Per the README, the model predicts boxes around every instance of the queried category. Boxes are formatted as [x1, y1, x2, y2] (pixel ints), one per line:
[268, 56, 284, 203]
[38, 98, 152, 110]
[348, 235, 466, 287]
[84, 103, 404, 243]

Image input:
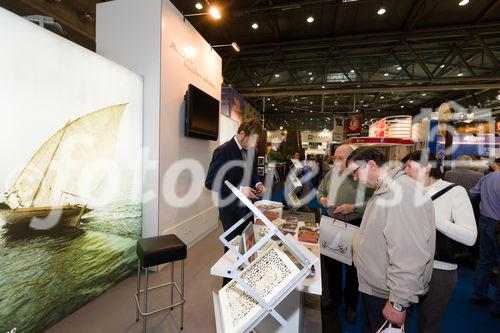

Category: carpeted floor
[337, 267, 500, 333]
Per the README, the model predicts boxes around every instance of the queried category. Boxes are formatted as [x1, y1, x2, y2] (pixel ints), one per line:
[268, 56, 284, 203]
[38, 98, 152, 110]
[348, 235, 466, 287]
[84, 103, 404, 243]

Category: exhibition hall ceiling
[2, 0, 500, 130]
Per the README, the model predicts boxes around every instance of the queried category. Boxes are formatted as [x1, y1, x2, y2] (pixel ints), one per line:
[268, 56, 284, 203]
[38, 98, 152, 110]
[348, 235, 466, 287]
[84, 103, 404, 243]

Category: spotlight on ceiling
[209, 6, 221, 19]
[211, 42, 240, 52]
[307, 16, 314, 23]
[251, 22, 259, 29]
[377, 7, 386, 15]
[458, 0, 469, 6]
[195, 2, 203, 10]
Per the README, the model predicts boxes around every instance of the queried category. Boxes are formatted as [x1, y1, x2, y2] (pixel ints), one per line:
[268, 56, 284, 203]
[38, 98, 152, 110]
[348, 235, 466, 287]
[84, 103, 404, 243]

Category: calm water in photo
[0, 201, 141, 332]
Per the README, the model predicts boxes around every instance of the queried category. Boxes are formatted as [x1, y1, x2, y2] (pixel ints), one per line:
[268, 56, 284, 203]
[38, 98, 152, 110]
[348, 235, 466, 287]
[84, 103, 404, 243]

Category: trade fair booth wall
[97, 0, 222, 244]
[0, 7, 143, 332]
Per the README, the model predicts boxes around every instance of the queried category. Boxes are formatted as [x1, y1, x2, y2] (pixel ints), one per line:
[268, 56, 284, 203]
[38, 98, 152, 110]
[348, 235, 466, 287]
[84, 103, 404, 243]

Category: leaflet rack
[211, 180, 316, 333]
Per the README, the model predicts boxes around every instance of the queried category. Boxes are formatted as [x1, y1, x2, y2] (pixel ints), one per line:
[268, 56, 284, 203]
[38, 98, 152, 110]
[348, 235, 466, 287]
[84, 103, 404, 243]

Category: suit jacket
[205, 137, 259, 229]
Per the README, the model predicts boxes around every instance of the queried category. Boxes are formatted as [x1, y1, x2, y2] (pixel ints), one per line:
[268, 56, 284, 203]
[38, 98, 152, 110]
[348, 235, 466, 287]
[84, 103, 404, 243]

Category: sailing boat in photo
[0, 104, 126, 228]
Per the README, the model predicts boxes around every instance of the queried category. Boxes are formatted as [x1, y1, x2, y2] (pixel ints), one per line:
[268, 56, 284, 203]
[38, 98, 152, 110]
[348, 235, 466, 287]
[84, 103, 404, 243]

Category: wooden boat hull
[0, 205, 91, 228]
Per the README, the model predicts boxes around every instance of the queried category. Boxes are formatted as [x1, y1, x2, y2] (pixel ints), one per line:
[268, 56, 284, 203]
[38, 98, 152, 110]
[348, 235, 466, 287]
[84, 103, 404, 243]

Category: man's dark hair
[346, 147, 387, 167]
[401, 150, 443, 179]
[237, 118, 263, 137]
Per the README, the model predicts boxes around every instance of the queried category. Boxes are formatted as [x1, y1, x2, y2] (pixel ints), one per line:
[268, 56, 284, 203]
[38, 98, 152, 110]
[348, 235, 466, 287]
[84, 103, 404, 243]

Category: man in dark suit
[205, 119, 266, 284]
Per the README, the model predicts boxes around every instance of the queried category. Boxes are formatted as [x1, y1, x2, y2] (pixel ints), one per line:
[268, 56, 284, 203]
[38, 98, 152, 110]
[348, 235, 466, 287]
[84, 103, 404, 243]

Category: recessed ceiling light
[279, 126, 283, 130]
[195, 2, 203, 10]
[409, 100, 414, 103]
[308, 72, 313, 75]
[307, 16, 314, 23]
[310, 101, 314, 104]
[440, 64, 445, 68]
[350, 69, 355, 73]
[275, 74, 280, 77]
[356, 109, 359, 112]
[422, 93, 427, 96]
[384, 73, 389, 76]
[377, 7, 386, 15]
[360, 100, 364, 103]
[256, 83, 260, 86]
[310, 77, 314, 80]
[267, 98, 270, 101]
[458, 0, 469, 6]
[275, 108, 278, 110]
[401, 105, 404, 108]
[457, 72, 464, 77]
[291, 110, 294, 113]
[310, 110, 313, 113]
[377, 109, 381, 112]
[251, 22, 259, 29]
[380, 96, 384, 99]
[322, 85, 325, 89]
[272, 103, 275, 106]
[397, 66, 402, 70]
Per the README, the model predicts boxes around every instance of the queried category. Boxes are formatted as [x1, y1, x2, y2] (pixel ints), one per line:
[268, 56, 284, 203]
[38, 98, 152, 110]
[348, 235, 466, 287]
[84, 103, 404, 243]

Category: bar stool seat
[135, 234, 187, 332]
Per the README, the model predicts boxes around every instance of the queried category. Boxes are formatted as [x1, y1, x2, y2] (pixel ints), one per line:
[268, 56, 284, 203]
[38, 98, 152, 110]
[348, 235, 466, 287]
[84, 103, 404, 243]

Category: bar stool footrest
[135, 281, 185, 317]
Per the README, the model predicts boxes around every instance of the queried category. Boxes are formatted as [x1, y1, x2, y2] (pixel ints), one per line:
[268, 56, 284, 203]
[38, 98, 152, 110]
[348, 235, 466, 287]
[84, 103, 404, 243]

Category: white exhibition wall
[0, 7, 143, 331]
[97, 0, 221, 245]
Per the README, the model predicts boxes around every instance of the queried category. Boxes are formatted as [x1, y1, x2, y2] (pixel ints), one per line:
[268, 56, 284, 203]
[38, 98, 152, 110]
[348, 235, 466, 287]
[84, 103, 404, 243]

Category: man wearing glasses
[346, 147, 435, 332]
[316, 144, 373, 323]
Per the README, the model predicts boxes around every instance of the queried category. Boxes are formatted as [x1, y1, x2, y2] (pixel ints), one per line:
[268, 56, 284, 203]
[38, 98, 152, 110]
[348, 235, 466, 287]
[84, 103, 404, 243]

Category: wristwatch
[391, 302, 405, 312]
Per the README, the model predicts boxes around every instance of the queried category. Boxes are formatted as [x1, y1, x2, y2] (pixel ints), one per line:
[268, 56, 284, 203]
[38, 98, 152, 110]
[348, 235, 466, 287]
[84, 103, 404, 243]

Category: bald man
[317, 144, 373, 323]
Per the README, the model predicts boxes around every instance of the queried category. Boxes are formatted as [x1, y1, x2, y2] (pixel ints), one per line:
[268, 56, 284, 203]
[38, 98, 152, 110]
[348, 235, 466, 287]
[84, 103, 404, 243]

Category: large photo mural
[0, 8, 143, 332]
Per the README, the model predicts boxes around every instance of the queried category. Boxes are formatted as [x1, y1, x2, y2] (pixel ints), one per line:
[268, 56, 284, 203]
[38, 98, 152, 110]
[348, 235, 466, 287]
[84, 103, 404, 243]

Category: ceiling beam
[476, 0, 500, 23]
[237, 22, 500, 53]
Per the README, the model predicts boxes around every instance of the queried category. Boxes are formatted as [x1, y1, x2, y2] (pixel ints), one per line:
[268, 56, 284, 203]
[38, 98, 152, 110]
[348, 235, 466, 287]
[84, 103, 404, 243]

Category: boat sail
[0, 104, 126, 228]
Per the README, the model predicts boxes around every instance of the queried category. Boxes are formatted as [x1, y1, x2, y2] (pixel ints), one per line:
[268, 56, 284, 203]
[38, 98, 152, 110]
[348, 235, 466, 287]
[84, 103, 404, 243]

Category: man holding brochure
[316, 144, 373, 323]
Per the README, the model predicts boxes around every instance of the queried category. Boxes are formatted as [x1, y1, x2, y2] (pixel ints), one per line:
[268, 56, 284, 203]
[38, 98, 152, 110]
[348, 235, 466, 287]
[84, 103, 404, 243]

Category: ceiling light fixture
[211, 42, 240, 52]
[422, 93, 427, 96]
[457, 71, 464, 77]
[409, 100, 414, 103]
[251, 22, 259, 29]
[380, 96, 384, 99]
[274, 74, 280, 77]
[397, 66, 402, 70]
[280, 126, 283, 130]
[384, 73, 389, 76]
[209, 6, 222, 19]
[183, 5, 221, 20]
[350, 69, 355, 73]
[195, 2, 203, 10]
[310, 77, 314, 80]
[377, 7, 386, 15]
[307, 16, 314, 23]
[322, 85, 325, 89]
[400, 105, 404, 108]
[256, 83, 260, 86]
[440, 64, 445, 68]
[458, 0, 469, 6]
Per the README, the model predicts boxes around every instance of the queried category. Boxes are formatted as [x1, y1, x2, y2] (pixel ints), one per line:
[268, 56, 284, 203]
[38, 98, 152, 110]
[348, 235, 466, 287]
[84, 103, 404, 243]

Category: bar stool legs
[170, 263, 174, 307]
[135, 260, 186, 332]
[181, 259, 184, 330]
[143, 267, 148, 332]
[136, 260, 141, 322]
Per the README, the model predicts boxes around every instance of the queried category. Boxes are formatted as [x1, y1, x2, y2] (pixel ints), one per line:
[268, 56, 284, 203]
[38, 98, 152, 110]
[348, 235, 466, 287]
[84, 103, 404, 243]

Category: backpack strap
[431, 184, 457, 201]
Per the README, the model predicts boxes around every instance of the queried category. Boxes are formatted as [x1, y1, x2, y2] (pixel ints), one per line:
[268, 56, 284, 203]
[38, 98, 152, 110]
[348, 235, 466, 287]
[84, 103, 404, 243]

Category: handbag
[376, 320, 405, 333]
[431, 184, 470, 264]
[319, 214, 359, 266]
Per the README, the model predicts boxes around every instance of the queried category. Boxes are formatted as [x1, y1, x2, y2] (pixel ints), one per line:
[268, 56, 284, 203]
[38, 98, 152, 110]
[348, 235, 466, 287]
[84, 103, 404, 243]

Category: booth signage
[345, 116, 362, 136]
[300, 131, 332, 143]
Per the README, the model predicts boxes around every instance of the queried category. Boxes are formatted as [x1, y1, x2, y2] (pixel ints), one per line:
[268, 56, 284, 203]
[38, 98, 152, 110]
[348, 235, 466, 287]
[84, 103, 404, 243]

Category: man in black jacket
[205, 119, 265, 284]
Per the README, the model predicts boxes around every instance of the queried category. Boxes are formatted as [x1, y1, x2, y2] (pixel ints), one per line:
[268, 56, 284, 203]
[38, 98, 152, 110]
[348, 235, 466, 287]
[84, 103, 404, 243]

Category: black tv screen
[185, 84, 219, 141]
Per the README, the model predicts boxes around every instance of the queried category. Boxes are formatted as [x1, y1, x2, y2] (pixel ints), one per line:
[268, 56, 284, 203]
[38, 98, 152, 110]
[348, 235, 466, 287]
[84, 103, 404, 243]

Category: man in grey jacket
[346, 147, 435, 332]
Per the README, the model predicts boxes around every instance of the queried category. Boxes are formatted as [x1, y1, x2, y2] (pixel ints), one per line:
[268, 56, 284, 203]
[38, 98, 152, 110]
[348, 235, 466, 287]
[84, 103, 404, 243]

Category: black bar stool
[135, 234, 187, 332]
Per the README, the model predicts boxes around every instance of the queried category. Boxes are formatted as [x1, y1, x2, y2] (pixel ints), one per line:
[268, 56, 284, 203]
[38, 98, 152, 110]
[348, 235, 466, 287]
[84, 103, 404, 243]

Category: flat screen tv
[184, 84, 219, 140]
